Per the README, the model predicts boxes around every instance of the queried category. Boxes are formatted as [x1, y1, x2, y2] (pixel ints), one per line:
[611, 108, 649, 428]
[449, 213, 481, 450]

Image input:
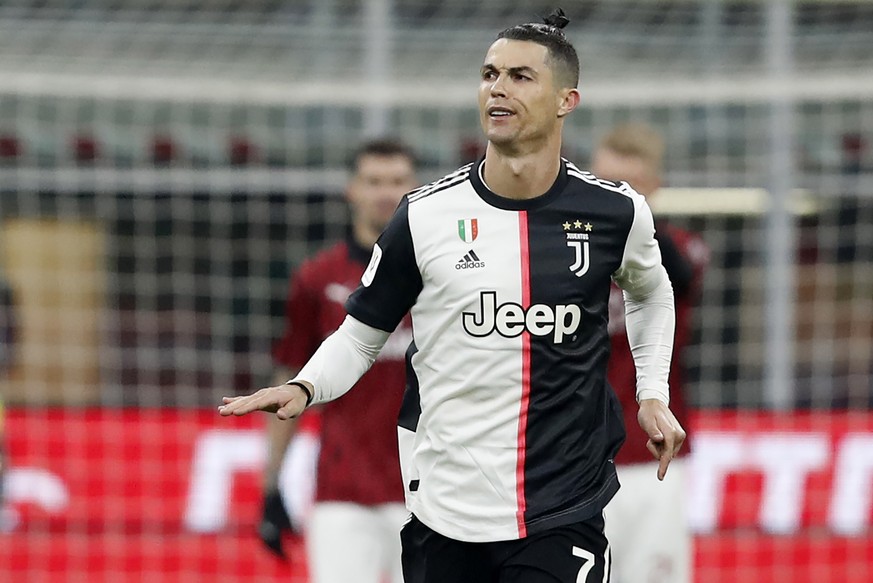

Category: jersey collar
[470, 156, 569, 211]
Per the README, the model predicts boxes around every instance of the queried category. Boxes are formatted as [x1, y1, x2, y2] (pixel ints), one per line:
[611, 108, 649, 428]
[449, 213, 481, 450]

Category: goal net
[0, 1, 871, 581]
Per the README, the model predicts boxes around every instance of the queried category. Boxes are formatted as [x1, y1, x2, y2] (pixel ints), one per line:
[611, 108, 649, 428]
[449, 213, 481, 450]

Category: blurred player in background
[222, 9, 685, 582]
[261, 139, 417, 583]
[0, 271, 16, 507]
[591, 123, 709, 583]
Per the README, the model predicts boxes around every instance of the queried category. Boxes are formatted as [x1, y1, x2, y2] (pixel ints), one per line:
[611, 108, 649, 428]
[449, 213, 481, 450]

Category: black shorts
[400, 513, 611, 583]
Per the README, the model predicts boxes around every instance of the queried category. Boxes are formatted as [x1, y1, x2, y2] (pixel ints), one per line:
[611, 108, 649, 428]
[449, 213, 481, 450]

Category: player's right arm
[219, 315, 390, 418]
[219, 197, 421, 416]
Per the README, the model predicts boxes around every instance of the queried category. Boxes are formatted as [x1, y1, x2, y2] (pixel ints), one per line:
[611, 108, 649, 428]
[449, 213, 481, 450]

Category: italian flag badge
[457, 218, 479, 243]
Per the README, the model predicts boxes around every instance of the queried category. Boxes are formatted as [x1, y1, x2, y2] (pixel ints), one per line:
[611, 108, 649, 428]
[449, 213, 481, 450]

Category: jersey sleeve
[345, 197, 423, 332]
[611, 186, 664, 297]
[272, 264, 322, 369]
[612, 185, 676, 404]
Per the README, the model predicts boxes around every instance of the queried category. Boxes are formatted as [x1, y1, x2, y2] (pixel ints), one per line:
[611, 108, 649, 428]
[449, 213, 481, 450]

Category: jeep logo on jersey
[457, 218, 478, 243]
[462, 291, 582, 343]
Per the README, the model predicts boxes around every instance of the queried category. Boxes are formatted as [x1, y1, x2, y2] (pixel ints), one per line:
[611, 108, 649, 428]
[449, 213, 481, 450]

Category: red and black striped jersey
[273, 238, 411, 505]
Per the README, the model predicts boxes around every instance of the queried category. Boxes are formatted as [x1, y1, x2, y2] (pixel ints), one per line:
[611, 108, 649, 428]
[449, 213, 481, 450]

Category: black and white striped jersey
[345, 157, 670, 543]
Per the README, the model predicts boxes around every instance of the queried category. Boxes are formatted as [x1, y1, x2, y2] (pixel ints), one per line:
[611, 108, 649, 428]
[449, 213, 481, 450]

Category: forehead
[355, 153, 414, 176]
[483, 38, 550, 70]
[593, 148, 655, 179]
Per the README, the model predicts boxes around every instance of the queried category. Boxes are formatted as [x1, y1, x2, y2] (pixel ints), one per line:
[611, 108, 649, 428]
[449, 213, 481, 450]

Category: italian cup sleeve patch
[361, 243, 383, 287]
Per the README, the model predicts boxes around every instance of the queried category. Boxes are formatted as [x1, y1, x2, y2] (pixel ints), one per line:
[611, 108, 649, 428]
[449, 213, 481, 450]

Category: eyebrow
[481, 64, 538, 77]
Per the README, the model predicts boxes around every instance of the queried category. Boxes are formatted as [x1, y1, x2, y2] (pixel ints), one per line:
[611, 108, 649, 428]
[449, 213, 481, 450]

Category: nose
[489, 74, 508, 97]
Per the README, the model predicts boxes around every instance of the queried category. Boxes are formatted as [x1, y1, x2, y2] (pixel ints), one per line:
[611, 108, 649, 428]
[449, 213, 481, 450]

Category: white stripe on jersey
[566, 166, 635, 198]
[405, 180, 527, 542]
[408, 163, 473, 202]
[602, 542, 612, 583]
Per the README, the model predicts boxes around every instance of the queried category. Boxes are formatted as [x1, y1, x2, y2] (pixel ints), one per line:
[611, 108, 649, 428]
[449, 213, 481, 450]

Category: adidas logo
[456, 249, 485, 270]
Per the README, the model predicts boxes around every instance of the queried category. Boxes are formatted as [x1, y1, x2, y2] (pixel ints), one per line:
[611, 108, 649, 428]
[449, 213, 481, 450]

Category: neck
[482, 134, 563, 200]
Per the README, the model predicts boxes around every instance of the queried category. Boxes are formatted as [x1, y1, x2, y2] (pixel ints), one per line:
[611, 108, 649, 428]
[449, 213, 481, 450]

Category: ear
[557, 88, 581, 118]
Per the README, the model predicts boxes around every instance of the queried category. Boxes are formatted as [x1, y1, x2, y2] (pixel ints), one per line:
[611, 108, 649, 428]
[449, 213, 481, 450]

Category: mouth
[487, 105, 515, 119]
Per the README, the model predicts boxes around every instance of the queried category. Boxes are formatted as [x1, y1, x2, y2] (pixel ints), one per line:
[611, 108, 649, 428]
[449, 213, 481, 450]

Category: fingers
[275, 399, 307, 420]
[638, 400, 687, 481]
[644, 434, 673, 481]
[656, 439, 674, 481]
[218, 386, 308, 419]
[646, 439, 661, 461]
[640, 417, 664, 444]
[217, 388, 285, 416]
[662, 425, 687, 480]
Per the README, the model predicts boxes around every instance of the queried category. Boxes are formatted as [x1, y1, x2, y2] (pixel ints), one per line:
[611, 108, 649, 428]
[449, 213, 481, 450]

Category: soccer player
[260, 139, 417, 583]
[592, 123, 709, 583]
[221, 9, 685, 582]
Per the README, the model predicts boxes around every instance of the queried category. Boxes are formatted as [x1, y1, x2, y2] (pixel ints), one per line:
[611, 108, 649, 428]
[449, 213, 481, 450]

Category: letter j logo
[458, 218, 478, 243]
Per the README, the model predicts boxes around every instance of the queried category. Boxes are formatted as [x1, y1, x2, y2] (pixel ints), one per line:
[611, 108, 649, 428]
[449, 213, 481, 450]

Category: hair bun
[543, 8, 570, 29]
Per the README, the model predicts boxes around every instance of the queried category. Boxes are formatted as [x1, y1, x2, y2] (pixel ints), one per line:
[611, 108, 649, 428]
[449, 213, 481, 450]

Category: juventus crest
[567, 234, 590, 277]
[563, 220, 593, 277]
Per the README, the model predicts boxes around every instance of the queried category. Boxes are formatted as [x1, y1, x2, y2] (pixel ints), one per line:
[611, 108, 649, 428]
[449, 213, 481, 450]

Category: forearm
[264, 415, 299, 489]
[291, 315, 390, 405]
[623, 265, 675, 405]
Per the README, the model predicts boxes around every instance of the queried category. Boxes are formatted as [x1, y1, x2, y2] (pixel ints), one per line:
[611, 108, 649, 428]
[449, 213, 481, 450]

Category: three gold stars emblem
[563, 220, 594, 231]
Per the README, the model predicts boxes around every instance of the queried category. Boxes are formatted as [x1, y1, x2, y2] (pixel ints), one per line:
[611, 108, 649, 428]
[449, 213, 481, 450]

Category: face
[346, 153, 417, 233]
[478, 39, 577, 150]
[590, 147, 660, 198]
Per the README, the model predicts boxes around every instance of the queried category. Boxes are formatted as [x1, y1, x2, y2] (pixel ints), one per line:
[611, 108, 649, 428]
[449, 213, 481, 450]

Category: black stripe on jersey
[398, 340, 421, 432]
[518, 178, 634, 534]
[345, 197, 423, 332]
[407, 164, 472, 203]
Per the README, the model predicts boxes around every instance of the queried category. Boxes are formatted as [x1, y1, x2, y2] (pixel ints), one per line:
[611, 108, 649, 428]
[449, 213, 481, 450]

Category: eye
[482, 70, 497, 81]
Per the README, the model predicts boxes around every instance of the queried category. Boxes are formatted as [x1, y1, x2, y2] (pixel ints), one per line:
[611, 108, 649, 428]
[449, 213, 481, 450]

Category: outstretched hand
[637, 398, 686, 481]
[218, 383, 310, 420]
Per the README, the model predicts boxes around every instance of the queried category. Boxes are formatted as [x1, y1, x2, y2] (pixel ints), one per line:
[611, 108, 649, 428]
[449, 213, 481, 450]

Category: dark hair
[496, 8, 579, 89]
[353, 138, 416, 171]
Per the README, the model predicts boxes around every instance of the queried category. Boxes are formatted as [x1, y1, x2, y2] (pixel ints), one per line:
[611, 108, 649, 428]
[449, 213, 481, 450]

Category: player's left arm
[613, 186, 686, 480]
